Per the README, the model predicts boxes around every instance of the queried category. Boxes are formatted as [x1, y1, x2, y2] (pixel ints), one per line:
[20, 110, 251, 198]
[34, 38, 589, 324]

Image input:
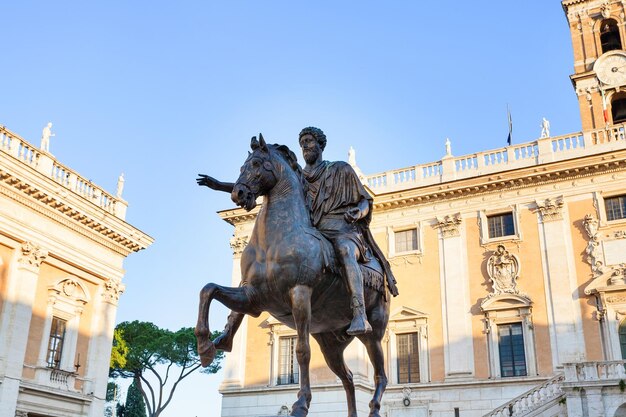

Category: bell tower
[563, 0, 626, 130]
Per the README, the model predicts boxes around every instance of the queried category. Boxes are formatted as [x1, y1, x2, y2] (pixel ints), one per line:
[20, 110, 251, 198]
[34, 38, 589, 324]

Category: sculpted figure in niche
[487, 244, 520, 294]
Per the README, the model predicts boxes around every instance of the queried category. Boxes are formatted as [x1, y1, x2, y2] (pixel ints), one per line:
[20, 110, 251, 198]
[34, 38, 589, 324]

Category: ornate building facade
[215, 1, 626, 416]
[0, 125, 153, 417]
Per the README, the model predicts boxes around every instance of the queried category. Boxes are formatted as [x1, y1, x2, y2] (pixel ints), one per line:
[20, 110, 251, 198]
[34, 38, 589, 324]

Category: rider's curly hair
[298, 127, 327, 151]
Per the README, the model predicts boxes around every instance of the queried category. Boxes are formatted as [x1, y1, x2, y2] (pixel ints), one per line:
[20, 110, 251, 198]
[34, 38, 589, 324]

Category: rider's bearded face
[300, 134, 322, 164]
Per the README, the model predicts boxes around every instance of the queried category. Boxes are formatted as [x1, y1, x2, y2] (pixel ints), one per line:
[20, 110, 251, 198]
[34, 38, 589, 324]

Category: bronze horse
[194, 136, 390, 417]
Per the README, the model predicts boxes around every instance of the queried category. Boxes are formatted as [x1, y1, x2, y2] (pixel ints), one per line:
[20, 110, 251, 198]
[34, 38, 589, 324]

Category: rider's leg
[335, 238, 372, 335]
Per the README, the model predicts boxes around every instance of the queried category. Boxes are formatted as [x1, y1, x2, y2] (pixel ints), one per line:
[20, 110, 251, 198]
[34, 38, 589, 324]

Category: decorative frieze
[486, 245, 522, 297]
[435, 213, 462, 238]
[614, 230, 626, 239]
[17, 241, 47, 267]
[535, 196, 565, 222]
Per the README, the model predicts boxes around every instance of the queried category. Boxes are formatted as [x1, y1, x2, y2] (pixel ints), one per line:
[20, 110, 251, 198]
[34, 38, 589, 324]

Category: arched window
[601, 19, 622, 53]
[619, 318, 626, 359]
[611, 93, 626, 123]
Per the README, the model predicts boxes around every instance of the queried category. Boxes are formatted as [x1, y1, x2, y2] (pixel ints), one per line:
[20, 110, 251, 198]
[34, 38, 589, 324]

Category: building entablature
[0, 126, 153, 257]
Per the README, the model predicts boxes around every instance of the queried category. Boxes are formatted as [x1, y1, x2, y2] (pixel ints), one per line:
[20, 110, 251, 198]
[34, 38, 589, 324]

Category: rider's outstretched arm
[197, 174, 235, 193]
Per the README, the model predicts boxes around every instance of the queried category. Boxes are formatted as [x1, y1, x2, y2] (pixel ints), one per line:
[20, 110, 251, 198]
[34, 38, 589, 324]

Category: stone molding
[535, 196, 565, 222]
[18, 241, 47, 267]
[435, 213, 462, 238]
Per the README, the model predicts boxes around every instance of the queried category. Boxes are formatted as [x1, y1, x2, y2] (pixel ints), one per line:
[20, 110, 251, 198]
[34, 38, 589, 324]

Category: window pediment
[48, 276, 90, 306]
[481, 294, 532, 312]
[389, 306, 428, 322]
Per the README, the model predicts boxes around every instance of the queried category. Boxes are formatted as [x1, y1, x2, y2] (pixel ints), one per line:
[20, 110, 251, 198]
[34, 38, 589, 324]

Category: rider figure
[197, 127, 398, 341]
[299, 126, 388, 335]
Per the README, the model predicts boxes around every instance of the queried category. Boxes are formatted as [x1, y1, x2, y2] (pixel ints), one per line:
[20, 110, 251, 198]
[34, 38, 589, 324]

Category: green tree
[109, 321, 223, 417]
[124, 379, 147, 417]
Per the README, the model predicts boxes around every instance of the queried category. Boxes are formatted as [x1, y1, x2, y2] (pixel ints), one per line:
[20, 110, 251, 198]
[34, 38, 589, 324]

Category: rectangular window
[605, 195, 626, 221]
[395, 229, 418, 253]
[277, 336, 299, 385]
[498, 323, 527, 377]
[46, 317, 67, 368]
[397, 332, 420, 383]
[487, 213, 515, 239]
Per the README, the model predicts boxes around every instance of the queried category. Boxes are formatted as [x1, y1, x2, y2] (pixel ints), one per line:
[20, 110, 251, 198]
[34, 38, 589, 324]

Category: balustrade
[366, 124, 626, 193]
[483, 374, 564, 417]
[563, 360, 626, 383]
[0, 125, 125, 218]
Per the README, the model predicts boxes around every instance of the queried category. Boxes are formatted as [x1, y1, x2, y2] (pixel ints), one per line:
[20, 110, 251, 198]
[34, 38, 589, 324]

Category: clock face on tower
[595, 51, 626, 86]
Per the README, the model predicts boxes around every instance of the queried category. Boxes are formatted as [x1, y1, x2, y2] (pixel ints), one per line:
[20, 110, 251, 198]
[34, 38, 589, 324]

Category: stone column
[86, 279, 123, 417]
[0, 243, 47, 417]
[435, 214, 475, 380]
[535, 197, 586, 367]
[219, 236, 248, 389]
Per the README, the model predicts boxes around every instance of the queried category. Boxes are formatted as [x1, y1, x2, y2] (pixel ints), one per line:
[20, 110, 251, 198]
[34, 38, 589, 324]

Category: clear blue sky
[2, 1, 578, 415]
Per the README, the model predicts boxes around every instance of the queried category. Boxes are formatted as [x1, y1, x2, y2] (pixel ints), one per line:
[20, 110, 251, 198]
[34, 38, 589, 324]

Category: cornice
[0, 168, 153, 255]
[218, 205, 261, 226]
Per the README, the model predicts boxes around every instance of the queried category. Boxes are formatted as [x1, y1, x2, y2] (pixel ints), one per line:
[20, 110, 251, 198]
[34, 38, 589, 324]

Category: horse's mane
[269, 143, 303, 178]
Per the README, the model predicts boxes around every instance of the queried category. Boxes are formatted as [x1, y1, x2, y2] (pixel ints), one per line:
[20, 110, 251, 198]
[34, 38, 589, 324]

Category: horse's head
[232, 134, 279, 211]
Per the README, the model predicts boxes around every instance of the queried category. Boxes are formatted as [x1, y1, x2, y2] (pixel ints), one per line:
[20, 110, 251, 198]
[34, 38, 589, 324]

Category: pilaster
[220, 236, 249, 389]
[85, 279, 123, 417]
[0, 242, 47, 417]
[435, 214, 475, 380]
[535, 197, 586, 367]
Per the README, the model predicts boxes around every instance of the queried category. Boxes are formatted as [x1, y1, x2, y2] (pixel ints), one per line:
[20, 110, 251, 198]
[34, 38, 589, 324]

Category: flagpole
[507, 105, 512, 146]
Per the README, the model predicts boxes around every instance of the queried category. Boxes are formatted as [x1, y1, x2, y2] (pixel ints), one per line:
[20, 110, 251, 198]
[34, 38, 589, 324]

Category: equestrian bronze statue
[194, 128, 398, 417]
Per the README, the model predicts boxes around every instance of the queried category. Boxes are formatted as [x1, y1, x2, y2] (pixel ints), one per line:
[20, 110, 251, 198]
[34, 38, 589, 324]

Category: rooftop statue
[195, 128, 398, 417]
[40, 122, 55, 153]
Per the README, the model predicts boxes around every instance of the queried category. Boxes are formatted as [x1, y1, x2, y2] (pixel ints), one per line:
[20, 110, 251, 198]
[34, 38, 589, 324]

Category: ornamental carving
[583, 214, 626, 294]
[615, 230, 626, 239]
[486, 245, 521, 296]
[18, 241, 47, 267]
[583, 214, 599, 240]
[607, 295, 626, 304]
[601, 2, 611, 19]
[435, 213, 462, 238]
[102, 279, 125, 303]
[49, 277, 90, 305]
[535, 196, 564, 222]
[229, 236, 248, 255]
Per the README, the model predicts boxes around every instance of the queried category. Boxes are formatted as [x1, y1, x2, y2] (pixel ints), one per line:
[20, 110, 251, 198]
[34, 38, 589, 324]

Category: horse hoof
[198, 340, 217, 367]
[214, 332, 233, 352]
[289, 405, 308, 417]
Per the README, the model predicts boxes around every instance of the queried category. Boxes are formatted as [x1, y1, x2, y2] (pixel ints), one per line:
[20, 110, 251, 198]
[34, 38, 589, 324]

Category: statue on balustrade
[40, 122, 55, 152]
[194, 127, 398, 417]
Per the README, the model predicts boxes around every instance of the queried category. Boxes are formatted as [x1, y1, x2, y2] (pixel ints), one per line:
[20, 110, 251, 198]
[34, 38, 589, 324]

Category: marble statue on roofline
[40, 122, 55, 152]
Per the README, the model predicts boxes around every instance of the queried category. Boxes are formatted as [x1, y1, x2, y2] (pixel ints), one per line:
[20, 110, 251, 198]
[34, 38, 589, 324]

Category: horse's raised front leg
[194, 282, 261, 367]
[289, 285, 313, 417]
[312, 332, 357, 417]
[213, 311, 244, 352]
